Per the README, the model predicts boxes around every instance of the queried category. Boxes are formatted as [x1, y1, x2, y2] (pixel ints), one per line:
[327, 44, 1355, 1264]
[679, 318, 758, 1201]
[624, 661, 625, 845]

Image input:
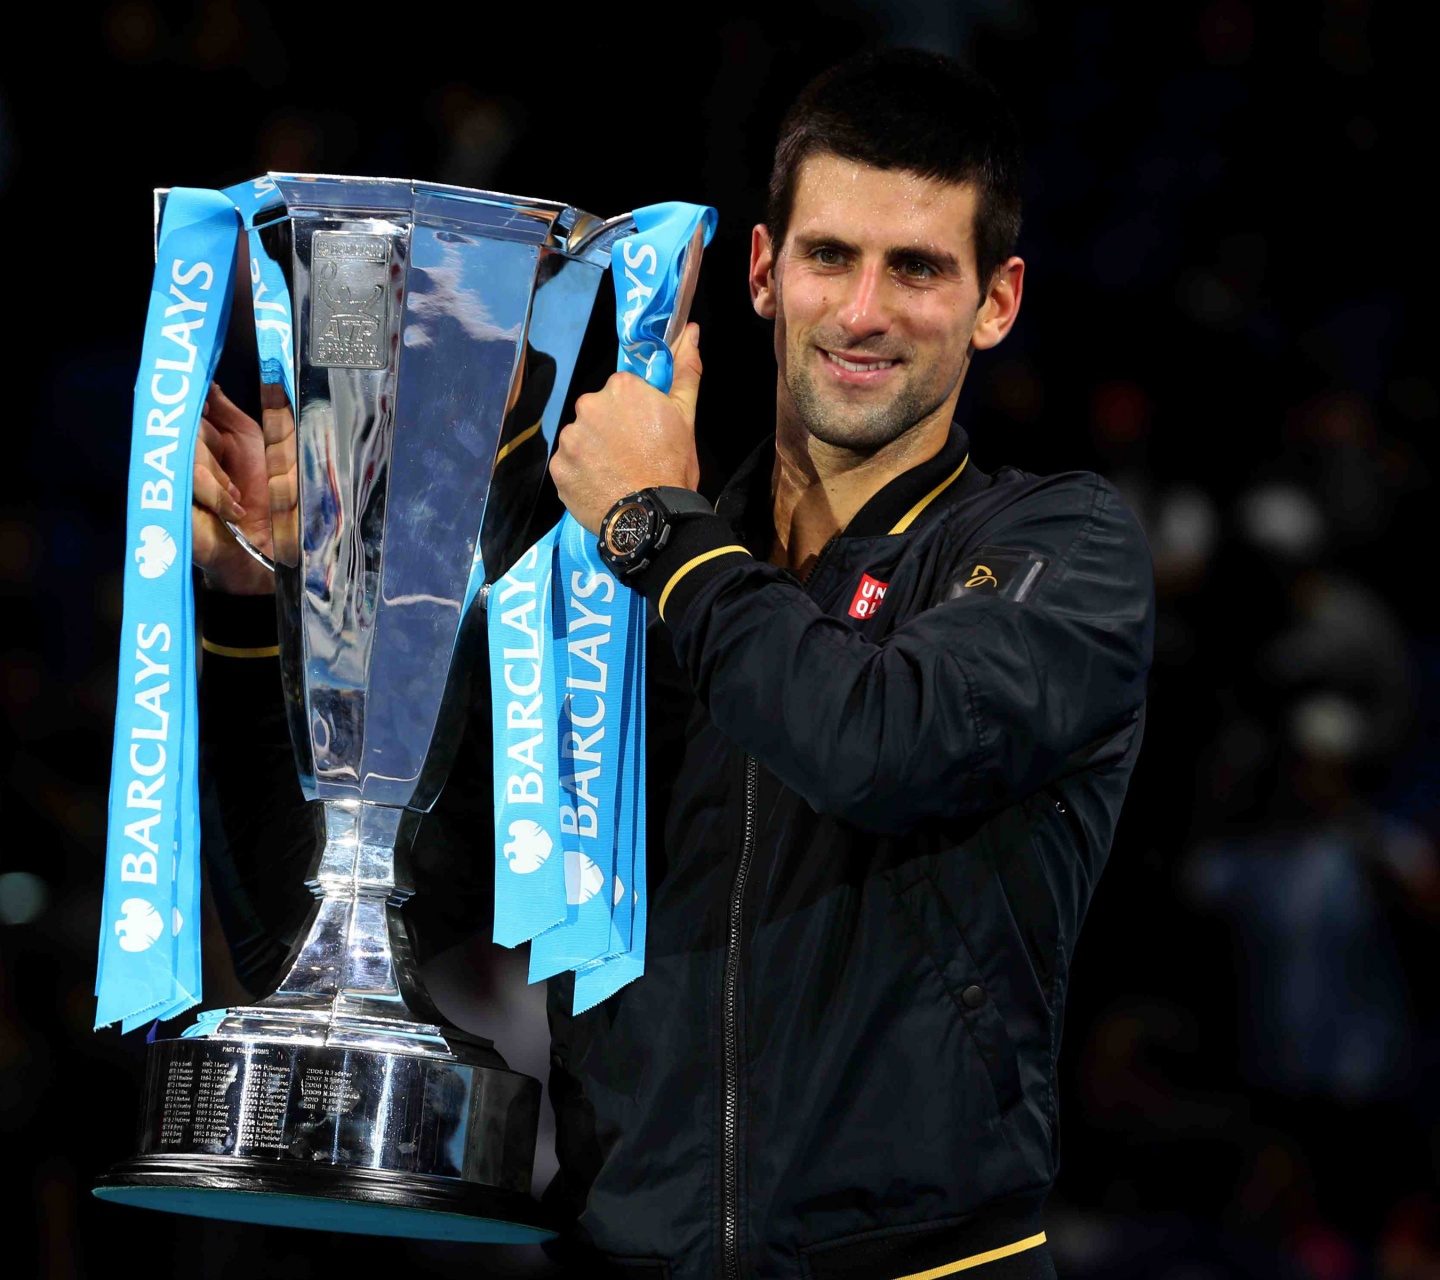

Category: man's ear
[749, 224, 778, 319]
[971, 256, 1025, 351]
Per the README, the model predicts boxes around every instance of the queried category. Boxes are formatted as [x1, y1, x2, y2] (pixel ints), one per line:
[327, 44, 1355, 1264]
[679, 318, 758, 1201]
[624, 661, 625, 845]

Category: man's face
[759, 153, 988, 452]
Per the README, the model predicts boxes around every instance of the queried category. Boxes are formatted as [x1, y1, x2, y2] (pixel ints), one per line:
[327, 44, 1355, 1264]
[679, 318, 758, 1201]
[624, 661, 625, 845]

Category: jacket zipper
[722, 540, 833, 1276]
[799, 533, 840, 586]
[722, 754, 759, 1280]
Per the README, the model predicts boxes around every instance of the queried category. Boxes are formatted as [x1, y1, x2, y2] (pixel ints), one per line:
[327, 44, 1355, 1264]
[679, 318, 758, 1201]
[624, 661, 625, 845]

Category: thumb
[667, 323, 703, 426]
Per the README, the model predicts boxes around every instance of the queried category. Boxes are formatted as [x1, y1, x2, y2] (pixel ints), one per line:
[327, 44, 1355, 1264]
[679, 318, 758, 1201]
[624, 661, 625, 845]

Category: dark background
[2, 2, 1437, 1277]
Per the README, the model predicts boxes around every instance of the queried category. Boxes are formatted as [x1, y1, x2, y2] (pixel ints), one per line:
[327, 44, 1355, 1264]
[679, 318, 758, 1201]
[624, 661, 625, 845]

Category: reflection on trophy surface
[94, 175, 637, 1240]
[261, 385, 299, 568]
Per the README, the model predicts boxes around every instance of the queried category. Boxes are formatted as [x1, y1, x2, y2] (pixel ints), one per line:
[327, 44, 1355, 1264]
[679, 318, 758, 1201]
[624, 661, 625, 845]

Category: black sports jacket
[197, 424, 1153, 1280]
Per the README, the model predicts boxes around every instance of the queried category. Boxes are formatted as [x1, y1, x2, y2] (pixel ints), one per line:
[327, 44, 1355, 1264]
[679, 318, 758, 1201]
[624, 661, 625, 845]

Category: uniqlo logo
[848, 573, 889, 619]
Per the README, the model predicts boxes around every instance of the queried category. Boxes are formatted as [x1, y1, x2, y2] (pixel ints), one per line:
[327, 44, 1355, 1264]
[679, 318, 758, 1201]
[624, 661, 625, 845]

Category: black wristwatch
[598, 487, 713, 579]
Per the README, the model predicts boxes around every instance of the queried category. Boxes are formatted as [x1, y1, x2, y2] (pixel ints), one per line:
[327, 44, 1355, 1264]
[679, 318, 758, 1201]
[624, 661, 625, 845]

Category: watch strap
[646, 486, 714, 520]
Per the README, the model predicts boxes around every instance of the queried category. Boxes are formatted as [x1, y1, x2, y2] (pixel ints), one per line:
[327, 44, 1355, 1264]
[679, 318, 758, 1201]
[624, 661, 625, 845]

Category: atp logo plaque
[310, 232, 390, 369]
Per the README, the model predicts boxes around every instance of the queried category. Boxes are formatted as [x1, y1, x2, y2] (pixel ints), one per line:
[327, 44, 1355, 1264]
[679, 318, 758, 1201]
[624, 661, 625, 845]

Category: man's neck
[768, 411, 951, 578]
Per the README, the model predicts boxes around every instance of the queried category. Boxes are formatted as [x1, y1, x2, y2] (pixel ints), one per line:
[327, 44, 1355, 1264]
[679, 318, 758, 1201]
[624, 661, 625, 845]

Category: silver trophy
[94, 175, 652, 1240]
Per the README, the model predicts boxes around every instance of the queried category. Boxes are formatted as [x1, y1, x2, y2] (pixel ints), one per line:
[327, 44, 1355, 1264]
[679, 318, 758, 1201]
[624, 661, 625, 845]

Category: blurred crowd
[1, 1, 1434, 1277]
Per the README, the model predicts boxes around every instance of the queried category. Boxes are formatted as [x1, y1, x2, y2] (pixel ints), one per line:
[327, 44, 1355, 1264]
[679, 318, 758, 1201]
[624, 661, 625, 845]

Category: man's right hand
[193, 383, 276, 595]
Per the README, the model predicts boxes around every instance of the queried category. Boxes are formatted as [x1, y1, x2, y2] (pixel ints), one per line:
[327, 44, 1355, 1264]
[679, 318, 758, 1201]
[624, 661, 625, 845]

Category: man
[194, 49, 1152, 1280]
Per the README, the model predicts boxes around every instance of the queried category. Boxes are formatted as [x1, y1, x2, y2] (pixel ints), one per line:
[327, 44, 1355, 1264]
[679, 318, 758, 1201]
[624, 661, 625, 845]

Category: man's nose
[837, 261, 891, 340]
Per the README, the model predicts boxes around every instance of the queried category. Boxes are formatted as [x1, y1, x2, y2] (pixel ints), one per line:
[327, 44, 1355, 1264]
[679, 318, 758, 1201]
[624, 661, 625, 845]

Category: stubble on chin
[785, 349, 960, 453]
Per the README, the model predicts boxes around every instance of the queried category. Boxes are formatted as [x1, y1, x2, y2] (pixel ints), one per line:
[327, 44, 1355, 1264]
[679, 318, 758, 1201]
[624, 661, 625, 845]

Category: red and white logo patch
[848, 573, 889, 619]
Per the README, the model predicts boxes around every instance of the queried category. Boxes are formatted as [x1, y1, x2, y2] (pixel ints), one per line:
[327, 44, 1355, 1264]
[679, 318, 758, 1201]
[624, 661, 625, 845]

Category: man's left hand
[550, 323, 703, 533]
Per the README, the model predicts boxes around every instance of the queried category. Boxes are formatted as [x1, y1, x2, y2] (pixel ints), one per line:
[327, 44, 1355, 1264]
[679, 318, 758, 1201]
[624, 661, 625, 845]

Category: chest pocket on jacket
[891, 870, 1021, 1115]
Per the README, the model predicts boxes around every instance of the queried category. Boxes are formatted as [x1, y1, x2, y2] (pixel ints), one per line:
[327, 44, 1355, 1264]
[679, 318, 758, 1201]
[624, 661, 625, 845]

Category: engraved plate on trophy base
[94, 1034, 553, 1241]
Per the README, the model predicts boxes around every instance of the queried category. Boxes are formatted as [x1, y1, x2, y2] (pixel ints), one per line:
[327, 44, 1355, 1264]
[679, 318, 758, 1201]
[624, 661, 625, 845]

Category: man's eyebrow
[790, 232, 862, 255]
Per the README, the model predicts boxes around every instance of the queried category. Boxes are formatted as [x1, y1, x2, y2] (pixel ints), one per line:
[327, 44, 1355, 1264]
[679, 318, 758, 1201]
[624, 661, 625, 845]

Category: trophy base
[94, 1155, 555, 1241]
[96, 1030, 554, 1241]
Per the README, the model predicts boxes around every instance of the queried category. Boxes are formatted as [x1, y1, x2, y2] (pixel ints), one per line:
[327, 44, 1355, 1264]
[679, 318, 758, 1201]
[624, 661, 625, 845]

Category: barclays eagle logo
[504, 820, 618, 907]
[567, 851, 605, 906]
[504, 819, 554, 874]
[135, 525, 177, 579]
[114, 897, 164, 952]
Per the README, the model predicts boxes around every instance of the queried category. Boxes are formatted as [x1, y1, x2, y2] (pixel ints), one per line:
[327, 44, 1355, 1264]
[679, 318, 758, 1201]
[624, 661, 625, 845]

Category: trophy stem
[217, 800, 481, 1059]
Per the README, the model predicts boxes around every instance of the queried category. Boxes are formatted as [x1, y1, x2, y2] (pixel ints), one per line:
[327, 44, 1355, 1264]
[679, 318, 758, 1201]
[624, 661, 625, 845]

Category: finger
[198, 417, 237, 488]
[194, 435, 224, 486]
[199, 415, 224, 455]
[667, 324, 703, 426]
[194, 449, 247, 521]
[264, 423, 297, 483]
[195, 436, 242, 503]
[260, 405, 295, 449]
[192, 506, 229, 569]
[205, 382, 262, 436]
[268, 468, 298, 513]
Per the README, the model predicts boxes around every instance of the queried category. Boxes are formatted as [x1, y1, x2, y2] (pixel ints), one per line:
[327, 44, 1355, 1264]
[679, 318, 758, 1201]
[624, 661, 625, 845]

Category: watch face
[606, 502, 652, 557]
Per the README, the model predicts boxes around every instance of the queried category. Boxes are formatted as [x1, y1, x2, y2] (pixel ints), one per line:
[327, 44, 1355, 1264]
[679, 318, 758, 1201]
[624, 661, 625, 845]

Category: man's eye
[813, 247, 846, 266]
[899, 259, 936, 280]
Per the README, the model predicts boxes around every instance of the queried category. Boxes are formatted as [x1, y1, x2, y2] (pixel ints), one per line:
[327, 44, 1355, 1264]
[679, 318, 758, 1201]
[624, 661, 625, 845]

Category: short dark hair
[766, 49, 1023, 286]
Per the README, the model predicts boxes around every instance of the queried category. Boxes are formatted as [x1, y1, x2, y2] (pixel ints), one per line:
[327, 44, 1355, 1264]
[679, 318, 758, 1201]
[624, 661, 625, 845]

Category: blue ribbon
[488, 528, 568, 945]
[489, 201, 716, 1014]
[223, 176, 296, 406]
[97, 179, 295, 1034]
[96, 188, 240, 1032]
[572, 597, 648, 1012]
[525, 518, 637, 983]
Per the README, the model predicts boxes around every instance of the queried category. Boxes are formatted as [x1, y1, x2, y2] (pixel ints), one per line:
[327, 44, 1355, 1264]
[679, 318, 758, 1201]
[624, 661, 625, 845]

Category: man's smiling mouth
[821, 349, 900, 373]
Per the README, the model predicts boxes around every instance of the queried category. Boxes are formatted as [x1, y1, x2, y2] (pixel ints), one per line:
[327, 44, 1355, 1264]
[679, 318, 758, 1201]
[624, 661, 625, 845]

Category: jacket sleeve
[628, 474, 1154, 834]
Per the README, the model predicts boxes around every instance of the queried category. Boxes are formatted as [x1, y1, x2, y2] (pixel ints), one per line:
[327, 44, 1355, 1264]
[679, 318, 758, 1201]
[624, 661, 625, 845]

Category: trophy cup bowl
[94, 175, 636, 1240]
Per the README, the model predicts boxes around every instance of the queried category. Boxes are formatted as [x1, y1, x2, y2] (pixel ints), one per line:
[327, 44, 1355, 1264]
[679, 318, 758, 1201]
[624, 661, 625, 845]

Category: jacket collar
[716, 423, 979, 553]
